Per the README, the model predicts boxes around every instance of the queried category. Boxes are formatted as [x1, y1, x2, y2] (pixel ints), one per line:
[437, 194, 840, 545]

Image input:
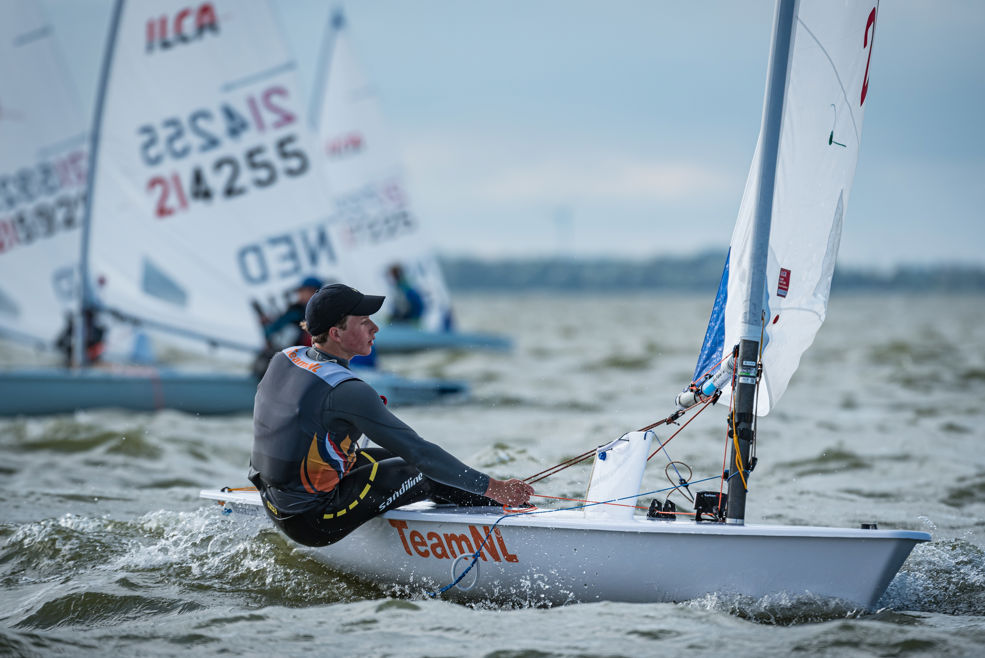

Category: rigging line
[753, 310, 766, 459]
[719, 415, 729, 499]
[535, 475, 720, 512]
[427, 475, 722, 598]
[653, 440, 691, 502]
[693, 352, 729, 387]
[664, 461, 695, 504]
[731, 399, 748, 491]
[523, 401, 708, 485]
[647, 397, 715, 462]
[638, 409, 684, 433]
[523, 449, 596, 484]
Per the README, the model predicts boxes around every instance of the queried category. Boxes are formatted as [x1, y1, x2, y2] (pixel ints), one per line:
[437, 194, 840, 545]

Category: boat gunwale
[199, 490, 931, 542]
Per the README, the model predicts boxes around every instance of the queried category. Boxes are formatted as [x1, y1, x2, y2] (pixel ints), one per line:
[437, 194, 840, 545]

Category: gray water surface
[2, 292, 984, 657]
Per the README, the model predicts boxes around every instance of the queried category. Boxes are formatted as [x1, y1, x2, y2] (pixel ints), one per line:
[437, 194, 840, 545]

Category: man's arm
[330, 380, 491, 494]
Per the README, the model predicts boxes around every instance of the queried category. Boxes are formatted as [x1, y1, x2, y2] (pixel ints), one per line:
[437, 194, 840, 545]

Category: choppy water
[2, 292, 985, 657]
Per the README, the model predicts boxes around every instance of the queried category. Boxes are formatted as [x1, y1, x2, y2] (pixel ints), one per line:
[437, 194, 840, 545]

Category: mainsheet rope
[427, 474, 725, 598]
[521, 395, 717, 488]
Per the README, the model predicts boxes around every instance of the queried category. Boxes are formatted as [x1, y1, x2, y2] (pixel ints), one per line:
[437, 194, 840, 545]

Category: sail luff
[699, 0, 879, 417]
[75, 0, 125, 365]
[309, 8, 343, 132]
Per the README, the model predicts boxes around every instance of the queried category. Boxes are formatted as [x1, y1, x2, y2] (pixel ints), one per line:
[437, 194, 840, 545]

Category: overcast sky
[41, 0, 985, 267]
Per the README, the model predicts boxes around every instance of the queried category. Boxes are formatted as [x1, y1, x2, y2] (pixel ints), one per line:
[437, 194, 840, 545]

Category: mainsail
[83, 0, 351, 351]
[310, 10, 454, 331]
[695, 0, 878, 415]
[0, 0, 88, 347]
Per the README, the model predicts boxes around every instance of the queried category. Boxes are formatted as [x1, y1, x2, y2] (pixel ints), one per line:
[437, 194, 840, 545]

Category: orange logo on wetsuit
[300, 432, 356, 494]
[388, 520, 519, 563]
[286, 348, 322, 373]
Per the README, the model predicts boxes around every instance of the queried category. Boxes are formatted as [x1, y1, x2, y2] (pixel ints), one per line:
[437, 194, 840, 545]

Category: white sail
[716, 0, 878, 414]
[84, 0, 351, 350]
[311, 11, 453, 331]
[0, 0, 88, 347]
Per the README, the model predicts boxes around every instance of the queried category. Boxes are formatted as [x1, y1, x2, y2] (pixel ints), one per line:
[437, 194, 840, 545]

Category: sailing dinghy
[309, 9, 511, 354]
[202, 0, 929, 606]
[0, 0, 88, 355]
[0, 0, 466, 415]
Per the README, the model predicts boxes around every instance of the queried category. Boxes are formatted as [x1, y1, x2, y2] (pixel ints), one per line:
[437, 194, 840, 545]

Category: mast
[74, 0, 124, 368]
[726, 0, 798, 525]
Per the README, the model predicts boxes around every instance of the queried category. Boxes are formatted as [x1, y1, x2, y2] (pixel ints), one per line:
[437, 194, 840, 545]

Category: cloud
[400, 132, 735, 207]
[473, 157, 733, 205]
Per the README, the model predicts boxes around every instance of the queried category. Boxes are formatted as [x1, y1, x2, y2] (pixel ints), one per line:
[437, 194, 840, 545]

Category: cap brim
[350, 294, 385, 316]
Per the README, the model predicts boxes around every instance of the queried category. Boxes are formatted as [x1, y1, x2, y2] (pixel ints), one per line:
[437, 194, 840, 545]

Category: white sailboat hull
[201, 490, 928, 608]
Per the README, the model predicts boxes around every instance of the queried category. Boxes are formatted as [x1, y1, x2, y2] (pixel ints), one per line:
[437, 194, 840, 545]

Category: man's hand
[484, 478, 534, 507]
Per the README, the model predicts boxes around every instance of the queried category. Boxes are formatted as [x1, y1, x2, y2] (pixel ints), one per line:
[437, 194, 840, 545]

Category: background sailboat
[203, 0, 929, 607]
[0, 0, 466, 415]
[309, 9, 511, 354]
[0, 0, 88, 352]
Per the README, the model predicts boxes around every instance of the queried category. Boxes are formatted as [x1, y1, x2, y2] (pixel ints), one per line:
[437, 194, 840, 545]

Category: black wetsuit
[250, 346, 494, 546]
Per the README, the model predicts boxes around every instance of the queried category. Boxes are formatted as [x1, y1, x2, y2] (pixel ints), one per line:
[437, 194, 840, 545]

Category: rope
[664, 461, 695, 504]
[730, 397, 748, 490]
[522, 402, 704, 486]
[647, 397, 715, 461]
[426, 475, 721, 598]
[523, 448, 597, 485]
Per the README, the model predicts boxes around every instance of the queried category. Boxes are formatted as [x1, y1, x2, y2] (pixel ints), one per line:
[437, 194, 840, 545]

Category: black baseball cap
[304, 283, 385, 335]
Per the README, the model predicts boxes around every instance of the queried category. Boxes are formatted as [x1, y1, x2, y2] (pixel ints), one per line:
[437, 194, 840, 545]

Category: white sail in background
[311, 10, 453, 331]
[84, 0, 350, 350]
[0, 0, 88, 347]
[718, 0, 878, 414]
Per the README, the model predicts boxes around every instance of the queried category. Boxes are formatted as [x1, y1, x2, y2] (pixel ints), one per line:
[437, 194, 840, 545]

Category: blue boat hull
[0, 367, 467, 416]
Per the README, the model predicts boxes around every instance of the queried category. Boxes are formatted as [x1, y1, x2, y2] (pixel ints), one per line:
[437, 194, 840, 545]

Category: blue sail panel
[692, 251, 730, 382]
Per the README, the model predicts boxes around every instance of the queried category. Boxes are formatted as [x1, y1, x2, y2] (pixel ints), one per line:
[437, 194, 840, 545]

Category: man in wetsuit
[251, 276, 324, 379]
[249, 283, 533, 547]
[386, 264, 425, 324]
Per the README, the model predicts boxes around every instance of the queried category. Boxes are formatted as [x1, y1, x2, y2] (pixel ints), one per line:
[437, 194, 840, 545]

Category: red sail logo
[777, 268, 791, 298]
[145, 3, 219, 54]
[325, 132, 364, 158]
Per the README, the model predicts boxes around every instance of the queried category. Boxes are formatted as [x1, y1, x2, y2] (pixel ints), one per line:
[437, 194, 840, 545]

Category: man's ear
[328, 326, 341, 342]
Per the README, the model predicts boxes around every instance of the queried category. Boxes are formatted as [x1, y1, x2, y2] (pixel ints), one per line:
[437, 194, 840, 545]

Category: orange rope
[502, 504, 538, 514]
[730, 398, 748, 490]
[694, 352, 729, 384]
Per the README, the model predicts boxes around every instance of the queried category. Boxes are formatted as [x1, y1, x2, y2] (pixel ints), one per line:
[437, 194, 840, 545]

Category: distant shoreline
[440, 253, 985, 293]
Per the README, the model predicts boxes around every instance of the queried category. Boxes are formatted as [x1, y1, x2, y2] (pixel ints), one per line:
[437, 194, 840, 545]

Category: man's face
[336, 315, 378, 357]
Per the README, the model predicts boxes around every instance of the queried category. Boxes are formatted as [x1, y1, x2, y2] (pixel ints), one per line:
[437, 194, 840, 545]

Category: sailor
[260, 276, 324, 348]
[251, 276, 324, 379]
[386, 264, 425, 325]
[249, 283, 533, 547]
[55, 309, 106, 366]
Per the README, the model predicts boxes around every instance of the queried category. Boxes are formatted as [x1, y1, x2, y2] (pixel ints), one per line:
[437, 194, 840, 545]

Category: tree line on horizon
[438, 253, 985, 293]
